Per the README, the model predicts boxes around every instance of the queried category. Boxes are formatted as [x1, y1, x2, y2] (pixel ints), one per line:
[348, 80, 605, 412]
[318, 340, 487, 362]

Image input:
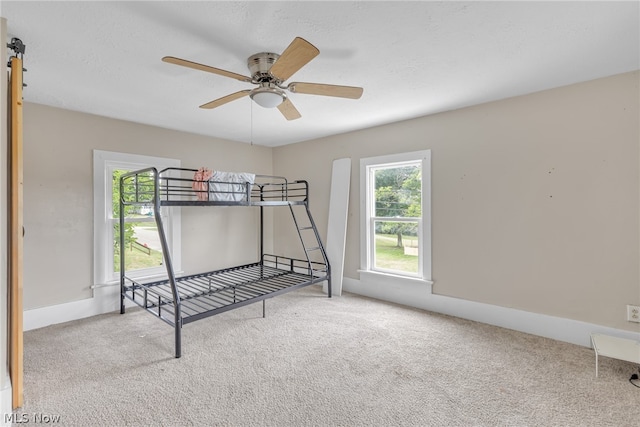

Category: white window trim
[93, 150, 181, 287]
[359, 150, 432, 286]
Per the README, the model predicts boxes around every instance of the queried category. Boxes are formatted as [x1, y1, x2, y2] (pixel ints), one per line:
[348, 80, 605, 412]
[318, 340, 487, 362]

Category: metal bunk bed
[119, 167, 331, 358]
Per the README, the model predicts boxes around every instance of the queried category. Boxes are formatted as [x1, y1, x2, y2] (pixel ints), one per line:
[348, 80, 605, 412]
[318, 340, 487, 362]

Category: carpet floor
[14, 286, 640, 426]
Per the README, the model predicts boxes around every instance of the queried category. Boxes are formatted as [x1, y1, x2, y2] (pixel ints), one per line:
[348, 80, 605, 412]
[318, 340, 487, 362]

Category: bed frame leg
[120, 293, 125, 314]
[262, 299, 266, 318]
[175, 323, 182, 358]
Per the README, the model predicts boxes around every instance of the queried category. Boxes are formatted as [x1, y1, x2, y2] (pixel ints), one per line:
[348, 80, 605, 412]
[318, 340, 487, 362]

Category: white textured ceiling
[2, 1, 639, 147]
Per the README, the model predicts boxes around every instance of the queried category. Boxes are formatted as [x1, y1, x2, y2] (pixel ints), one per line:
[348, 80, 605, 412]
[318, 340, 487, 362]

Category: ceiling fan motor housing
[248, 52, 281, 82]
[247, 52, 287, 108]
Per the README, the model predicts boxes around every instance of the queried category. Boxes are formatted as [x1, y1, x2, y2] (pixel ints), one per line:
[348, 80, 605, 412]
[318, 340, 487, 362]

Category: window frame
[93, 150, 181, 286]
[359, 150, 432, 284]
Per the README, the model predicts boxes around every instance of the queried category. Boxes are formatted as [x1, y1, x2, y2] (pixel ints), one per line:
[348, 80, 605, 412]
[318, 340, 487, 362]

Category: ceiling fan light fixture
[250, 87, 285, 108]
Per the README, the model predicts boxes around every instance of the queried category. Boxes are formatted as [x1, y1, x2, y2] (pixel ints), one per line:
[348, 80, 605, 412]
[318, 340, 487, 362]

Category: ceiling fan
[162, 37, 363, 121]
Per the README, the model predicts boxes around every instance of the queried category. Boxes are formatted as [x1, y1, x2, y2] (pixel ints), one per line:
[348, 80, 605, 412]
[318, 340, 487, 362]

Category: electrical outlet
[627, 305, 640, 323]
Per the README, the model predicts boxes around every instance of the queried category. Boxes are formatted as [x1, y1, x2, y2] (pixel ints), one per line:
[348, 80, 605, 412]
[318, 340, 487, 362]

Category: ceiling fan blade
[269, 37, 320, 81]
[199, 90, 251, 109]
[277, 97, 302, 121]
[163, 56, 252, 82]
[288, 82, 363, 99]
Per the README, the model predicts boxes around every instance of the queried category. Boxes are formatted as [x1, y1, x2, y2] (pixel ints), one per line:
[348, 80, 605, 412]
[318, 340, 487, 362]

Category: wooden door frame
[10, 55, 24, 409]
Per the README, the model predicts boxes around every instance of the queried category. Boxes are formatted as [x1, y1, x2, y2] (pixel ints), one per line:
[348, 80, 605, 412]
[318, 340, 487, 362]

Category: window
[360, 150, 431, 282]
[93, 150, 181, 285]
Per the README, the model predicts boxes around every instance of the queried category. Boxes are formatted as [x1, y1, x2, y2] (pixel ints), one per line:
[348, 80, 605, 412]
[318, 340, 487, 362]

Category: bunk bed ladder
[288, 203, 332, 297]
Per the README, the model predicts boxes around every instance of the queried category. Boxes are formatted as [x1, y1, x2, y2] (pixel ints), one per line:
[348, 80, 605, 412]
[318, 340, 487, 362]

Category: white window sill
[357, 269, 433, 287]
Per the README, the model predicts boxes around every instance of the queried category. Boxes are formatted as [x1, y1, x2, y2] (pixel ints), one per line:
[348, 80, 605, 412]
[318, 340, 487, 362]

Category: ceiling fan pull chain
[250, 101, 253, 146]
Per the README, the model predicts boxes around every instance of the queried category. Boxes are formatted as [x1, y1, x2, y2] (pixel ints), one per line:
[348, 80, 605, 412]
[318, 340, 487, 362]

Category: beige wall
[23, 103, 272, 310]
[274, 71, 640, 331]
[21, 71, 640, 332]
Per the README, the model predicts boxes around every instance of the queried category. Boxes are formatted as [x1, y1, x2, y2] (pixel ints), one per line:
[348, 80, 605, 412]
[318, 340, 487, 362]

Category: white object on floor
[590, 333, 640, 377]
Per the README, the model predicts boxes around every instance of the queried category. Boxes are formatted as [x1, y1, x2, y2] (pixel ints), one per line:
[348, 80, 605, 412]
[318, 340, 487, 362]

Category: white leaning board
[324, 158, 351, 296]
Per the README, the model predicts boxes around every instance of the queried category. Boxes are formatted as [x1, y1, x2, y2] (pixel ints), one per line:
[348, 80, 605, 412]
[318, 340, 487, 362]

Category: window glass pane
[112, 222, 164, 273]
[112, 169, 163, 273]
[373, 220, 419, 274]
[374, 164, 421, 218]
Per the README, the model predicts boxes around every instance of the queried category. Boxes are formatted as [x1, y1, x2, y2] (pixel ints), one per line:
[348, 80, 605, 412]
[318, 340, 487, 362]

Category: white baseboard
[24, 285, 121, 331]
[342, 277, 640, 348]
[23, 277, 639, 349]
